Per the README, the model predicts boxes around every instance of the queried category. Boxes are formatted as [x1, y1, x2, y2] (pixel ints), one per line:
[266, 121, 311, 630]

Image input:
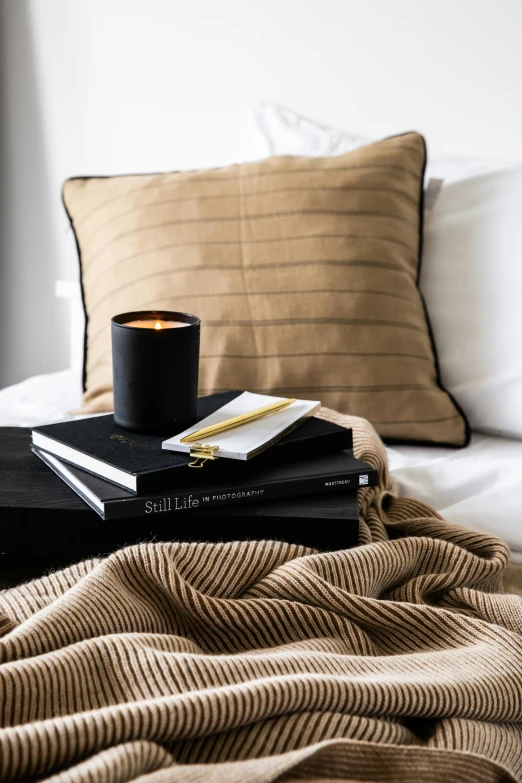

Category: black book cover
[206, 490, 359, 550]
[33, 447, 375, 521]
[2, 485, 359, 580]
[31, 391, 353, 493]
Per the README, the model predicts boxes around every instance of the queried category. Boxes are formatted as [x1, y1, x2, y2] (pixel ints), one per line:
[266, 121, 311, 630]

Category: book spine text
[105, 470, 376, 520]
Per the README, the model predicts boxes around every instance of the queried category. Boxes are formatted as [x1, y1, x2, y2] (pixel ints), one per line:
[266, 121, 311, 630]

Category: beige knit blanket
[0, 411, 521, 783]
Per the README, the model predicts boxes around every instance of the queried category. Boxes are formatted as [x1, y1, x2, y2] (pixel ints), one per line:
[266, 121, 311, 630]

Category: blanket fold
[0, 411, 520, 783]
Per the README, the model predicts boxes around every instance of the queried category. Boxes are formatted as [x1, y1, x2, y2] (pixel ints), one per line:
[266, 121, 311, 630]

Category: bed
[4, 105, 522, 563]
[2, 367, 521, 564]
[2, 108, 522, 783]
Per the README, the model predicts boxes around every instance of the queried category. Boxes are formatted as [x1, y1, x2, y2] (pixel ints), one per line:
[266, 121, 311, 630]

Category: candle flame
[154, 321, 162, 330]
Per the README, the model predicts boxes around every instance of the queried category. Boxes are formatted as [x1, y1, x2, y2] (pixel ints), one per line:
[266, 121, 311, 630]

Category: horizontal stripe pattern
[197, 384, 443, 393]
[83, 232, 419, 282]
[76, 183, 422, 237]
[85, 260, 418, 321]
[198, 351, 432, 361]
[64, 132, 467, 445]
[85, 209, 418, 261]
[78, 185, 420, 245]
[0, 412, 520, 782]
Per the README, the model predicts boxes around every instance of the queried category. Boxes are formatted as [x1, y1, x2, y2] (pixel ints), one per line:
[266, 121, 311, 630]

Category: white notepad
[162, 392, 321, 461]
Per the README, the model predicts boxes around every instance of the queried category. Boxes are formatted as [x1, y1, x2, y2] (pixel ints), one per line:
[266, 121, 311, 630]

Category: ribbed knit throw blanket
[0, 412, 521, 783]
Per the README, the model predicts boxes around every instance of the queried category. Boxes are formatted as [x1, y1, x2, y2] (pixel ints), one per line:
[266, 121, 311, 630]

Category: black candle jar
[111, 310, 200, 434]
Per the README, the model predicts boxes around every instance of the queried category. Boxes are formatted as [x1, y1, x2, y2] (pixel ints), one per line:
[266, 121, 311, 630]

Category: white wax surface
[123, 319, 189, 330]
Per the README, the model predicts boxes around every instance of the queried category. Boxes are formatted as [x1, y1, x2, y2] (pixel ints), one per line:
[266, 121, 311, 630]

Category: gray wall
[0, 0, 68, 389]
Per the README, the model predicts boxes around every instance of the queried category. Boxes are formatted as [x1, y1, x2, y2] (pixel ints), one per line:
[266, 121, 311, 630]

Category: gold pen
[180, 398, 297, 444]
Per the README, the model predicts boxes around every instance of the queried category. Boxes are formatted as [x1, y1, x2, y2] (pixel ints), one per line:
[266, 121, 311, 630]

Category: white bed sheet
[1, 370, 521, 563]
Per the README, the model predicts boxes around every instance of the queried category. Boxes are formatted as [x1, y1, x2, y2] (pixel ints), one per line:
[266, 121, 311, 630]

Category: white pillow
[247, 103, 512, 183]
[247, 103, 522, 438]
[422, 168, 522, 438]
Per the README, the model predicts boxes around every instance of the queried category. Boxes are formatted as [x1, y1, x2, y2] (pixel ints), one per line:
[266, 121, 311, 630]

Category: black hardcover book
[210, 490, 359, 550]
[1, 489, 360, 586]
[0, 429, 359, 588]
[33, 447, 375, 521]
[31, 391, 353, 494]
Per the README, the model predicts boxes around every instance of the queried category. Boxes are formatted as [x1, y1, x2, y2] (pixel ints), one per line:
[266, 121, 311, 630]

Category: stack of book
[31, 391, 376, 551]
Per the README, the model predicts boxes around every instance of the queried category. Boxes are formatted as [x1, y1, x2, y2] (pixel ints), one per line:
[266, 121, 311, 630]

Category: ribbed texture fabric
[0, 412, 520, 783]
[63, 133, 468, 446]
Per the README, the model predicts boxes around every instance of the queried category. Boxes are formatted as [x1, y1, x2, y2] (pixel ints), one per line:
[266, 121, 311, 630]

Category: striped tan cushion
[63, 132, 468, 445]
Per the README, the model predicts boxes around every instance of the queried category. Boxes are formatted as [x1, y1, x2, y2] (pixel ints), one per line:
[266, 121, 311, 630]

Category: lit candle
[123, 319, 189, 330]
[111, 310, 200, 434]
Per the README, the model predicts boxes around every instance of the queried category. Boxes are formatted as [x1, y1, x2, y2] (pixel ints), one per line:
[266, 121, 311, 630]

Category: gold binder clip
[188, 444, 219, 468]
